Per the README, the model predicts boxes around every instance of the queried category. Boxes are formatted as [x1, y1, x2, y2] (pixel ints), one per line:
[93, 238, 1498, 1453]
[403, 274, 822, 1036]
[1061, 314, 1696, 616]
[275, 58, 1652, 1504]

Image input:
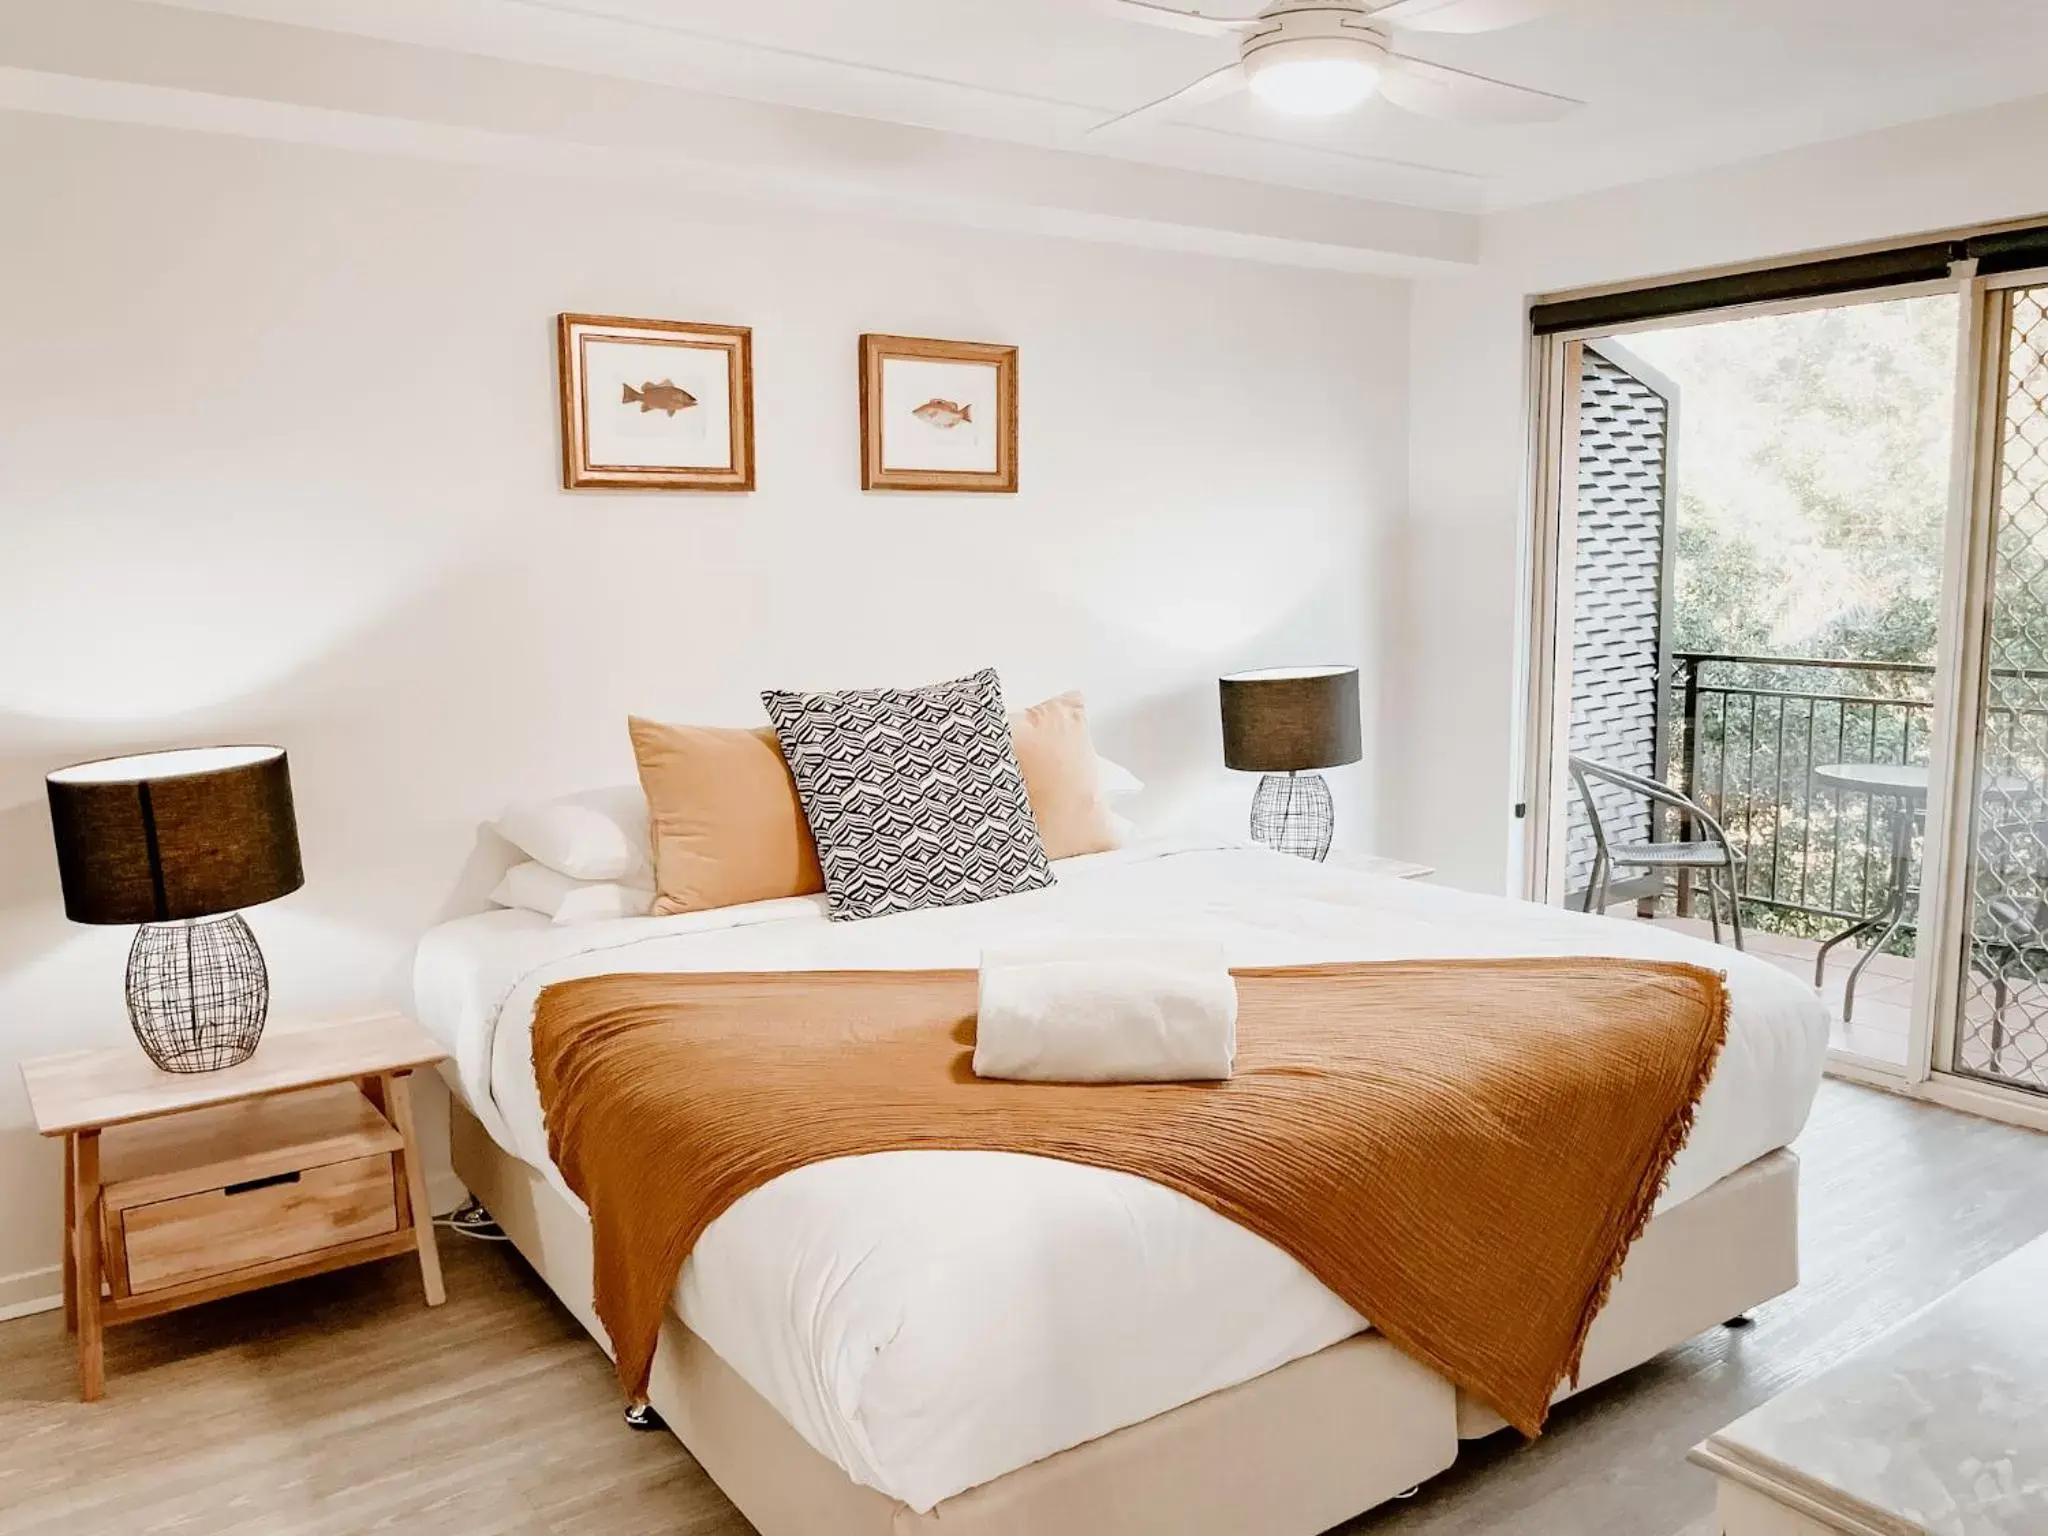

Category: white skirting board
[0, 1265, 65, 1323]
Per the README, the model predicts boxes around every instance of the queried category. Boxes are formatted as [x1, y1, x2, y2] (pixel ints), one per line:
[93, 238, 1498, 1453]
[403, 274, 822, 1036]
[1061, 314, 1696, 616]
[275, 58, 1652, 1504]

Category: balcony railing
[1671, 652, 1934, 933]
[1670, 651, 2048, 937]
[1659, 651, 2048, 1094]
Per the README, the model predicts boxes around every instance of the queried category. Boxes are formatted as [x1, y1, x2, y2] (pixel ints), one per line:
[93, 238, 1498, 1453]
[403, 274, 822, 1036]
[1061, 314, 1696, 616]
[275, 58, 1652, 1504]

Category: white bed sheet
[414, 841, 1829, 1514]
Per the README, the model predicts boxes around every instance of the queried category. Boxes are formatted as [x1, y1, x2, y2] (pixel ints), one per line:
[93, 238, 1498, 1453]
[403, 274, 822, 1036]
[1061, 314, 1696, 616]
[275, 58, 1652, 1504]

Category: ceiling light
[1242, 34, 1385, 116]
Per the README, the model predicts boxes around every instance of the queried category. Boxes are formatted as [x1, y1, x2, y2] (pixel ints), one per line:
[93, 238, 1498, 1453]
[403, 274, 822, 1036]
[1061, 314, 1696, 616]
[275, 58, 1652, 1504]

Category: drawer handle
[224, 1170, 302, 1197]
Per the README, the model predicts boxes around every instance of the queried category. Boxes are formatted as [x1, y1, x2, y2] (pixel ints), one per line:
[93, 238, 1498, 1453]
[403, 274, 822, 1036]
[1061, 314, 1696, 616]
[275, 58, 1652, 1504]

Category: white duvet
[413, 841, 1829, 1514]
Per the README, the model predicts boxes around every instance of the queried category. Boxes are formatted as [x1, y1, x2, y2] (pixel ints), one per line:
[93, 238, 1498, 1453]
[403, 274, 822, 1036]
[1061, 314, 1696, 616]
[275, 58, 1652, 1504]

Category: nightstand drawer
[119, 1153, 400, 1294]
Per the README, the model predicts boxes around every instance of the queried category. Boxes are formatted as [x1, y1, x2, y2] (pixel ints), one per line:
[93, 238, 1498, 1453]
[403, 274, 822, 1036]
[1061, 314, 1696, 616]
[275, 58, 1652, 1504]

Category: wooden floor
[1354, 1081, 2048, 1536]
[4, 1082, 2047, 1535]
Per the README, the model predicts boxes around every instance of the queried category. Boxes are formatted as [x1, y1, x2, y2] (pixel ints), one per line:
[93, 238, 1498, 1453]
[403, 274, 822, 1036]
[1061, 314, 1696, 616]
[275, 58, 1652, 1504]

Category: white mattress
[414, 841, 1828, 1514]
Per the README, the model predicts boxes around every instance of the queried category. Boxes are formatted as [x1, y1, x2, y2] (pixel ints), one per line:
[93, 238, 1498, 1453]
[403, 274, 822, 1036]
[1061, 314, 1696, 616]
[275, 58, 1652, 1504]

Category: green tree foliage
[1625, 295, 1957, 674]
[1606, 299, 1962, 940]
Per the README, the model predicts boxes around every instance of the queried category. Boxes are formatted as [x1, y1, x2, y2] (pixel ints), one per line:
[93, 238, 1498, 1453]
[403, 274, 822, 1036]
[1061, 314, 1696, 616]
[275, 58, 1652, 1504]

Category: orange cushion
[1010, 692, 1121, 861]
[628, 717, 824, 916]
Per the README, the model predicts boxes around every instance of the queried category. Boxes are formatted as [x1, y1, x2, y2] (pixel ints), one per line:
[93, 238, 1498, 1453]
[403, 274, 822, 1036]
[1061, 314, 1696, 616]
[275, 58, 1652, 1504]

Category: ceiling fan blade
[1378, 54, 1581, 121]
[1088, 62, 1248, 133]
[1099, 0, 1266, 37]
[1367, 0, 1567, 33]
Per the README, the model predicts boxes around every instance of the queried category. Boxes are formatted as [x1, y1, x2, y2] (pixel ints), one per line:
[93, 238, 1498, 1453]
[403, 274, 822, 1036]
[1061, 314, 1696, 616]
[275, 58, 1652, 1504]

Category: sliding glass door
[1528, 290, 1962, 1075]
[1524, 260, 2048, 1114]
[1944, 277, 2048, 1095]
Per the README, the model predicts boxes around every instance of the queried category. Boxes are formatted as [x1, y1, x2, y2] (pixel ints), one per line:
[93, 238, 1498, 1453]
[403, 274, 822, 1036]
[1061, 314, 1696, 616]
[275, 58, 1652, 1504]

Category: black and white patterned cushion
[762, 667, 1055, 922]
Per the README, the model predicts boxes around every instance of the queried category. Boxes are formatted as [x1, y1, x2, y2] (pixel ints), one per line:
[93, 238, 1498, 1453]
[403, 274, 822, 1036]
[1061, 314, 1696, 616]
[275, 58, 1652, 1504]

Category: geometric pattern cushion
[761, 667, 1056, 922]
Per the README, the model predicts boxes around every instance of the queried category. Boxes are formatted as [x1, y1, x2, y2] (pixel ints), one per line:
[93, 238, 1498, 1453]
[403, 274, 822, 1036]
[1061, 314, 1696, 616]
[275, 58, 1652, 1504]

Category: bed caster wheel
[1724, 1314, 1755, 1329]
[624, 1402, 667, 1432]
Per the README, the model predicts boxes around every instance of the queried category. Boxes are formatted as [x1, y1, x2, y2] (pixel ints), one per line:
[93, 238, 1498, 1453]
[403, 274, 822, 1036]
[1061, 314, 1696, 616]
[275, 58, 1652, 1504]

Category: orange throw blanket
[533, 957, 1727, 1436]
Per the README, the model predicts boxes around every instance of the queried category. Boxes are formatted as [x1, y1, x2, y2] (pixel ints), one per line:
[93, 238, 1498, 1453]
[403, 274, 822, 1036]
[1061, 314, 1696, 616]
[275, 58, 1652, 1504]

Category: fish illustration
[911, 397, 973, 429]
[622, 379, 698, 416]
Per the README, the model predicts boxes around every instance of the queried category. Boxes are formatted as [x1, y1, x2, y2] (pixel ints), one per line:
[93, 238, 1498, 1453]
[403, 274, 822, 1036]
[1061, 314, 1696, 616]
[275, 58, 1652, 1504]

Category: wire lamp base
[1250, 771, 1335, 861]
[125, 914, 270, 1073]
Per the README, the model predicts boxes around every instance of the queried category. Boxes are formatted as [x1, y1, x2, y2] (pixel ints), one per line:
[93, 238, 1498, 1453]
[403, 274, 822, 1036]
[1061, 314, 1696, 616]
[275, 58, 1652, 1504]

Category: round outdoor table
[1811, 762, 2026, 1021]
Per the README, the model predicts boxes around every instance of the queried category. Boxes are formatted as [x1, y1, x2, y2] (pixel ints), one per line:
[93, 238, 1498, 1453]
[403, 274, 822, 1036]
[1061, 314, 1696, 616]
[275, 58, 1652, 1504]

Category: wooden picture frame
[557, 314, 754, 491]
[859, 334, 1018, 493]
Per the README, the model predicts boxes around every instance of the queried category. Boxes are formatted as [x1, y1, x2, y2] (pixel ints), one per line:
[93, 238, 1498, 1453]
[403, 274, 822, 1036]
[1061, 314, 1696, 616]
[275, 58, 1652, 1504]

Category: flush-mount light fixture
[1091, 0, 1583, 134]
[1242, 18, 1387, 115]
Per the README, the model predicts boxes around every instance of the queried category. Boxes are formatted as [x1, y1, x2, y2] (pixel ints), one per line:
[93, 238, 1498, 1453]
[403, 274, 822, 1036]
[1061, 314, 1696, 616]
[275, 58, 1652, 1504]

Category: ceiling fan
[1092, 0, 1582, 131]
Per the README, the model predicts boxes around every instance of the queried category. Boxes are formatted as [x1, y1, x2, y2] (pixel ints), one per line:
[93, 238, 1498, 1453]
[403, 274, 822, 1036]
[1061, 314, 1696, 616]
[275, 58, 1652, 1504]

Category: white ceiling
[143, 0, 2048, 212]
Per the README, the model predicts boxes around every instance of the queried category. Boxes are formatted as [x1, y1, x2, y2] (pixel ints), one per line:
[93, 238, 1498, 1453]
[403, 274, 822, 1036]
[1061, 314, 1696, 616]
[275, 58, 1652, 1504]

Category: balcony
[1634, 914, 1917, 1064]
[1570, 651, 2048, 1090]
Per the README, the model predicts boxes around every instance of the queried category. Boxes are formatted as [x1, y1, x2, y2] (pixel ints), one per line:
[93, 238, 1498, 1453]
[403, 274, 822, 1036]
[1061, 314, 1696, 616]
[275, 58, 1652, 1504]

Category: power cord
[432, 1195, 511, 1241]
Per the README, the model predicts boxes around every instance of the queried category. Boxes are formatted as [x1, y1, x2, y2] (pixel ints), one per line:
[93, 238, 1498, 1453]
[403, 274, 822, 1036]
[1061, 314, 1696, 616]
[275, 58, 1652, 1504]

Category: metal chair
[1569, 755, 1747, 951]
[1971, 892, 2044, 1076]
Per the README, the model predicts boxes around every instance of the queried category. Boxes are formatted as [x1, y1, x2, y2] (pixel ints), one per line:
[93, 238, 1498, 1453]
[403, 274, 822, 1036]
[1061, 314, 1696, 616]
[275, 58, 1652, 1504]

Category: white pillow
[493, 785, 649, 881]
[489, 860, 655, 925]
[1095, 755, 1144, 803]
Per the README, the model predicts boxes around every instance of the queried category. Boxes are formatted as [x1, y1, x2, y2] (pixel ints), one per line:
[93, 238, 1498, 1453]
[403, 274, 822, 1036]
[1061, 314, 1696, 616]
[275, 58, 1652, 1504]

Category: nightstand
[1325, 852, 1435, 880]
[20, 1013, 451, 1402]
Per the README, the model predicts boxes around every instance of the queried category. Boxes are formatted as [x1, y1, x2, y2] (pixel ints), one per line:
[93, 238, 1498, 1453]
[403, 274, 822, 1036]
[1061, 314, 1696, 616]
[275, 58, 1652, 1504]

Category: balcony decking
[1605, 910, 1914, 1066]
[1591, 909, 2048, 1086]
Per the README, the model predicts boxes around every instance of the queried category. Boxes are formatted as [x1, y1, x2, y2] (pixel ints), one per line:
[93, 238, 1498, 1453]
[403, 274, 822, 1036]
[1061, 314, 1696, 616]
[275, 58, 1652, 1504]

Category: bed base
[1453, 1146, 1798, 1438]
[451, 1103, 1798, 1535]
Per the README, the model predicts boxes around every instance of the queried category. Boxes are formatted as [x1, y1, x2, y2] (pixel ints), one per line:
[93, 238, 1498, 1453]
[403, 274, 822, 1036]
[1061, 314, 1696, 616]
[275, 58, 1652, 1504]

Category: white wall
[1390, 92, 2048, 896]
[0, 111, 1409, 1312]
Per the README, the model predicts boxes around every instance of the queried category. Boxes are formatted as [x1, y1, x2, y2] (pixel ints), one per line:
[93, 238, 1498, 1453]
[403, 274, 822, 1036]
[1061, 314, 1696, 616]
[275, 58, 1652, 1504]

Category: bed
[416, 839, 1829, 1534]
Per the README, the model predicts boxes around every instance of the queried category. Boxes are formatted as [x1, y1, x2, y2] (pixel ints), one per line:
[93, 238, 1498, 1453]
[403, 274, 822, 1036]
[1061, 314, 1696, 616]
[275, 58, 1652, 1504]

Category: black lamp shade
[47, 745, 304, 924]
[1219, 666, 1362, 773]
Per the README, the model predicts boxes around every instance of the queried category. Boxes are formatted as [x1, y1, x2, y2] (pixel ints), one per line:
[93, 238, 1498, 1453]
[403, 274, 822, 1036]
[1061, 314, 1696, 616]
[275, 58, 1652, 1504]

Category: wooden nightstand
[20, 1013, 451, 1402]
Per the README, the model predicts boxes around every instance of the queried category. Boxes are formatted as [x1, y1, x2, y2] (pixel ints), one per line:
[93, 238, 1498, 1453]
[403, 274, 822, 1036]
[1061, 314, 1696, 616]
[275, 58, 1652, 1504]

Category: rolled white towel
[973, 940, 1237, 1083]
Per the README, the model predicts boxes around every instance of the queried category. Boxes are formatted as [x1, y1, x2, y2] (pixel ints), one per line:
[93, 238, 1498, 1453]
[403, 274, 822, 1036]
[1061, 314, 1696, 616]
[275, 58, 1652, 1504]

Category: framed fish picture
[859, 334, 1018, 493]
[557, 313, 754, 491]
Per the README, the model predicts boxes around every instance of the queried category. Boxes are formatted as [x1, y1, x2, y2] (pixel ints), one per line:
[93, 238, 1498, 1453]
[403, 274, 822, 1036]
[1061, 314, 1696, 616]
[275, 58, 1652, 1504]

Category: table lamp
[47, 745, 304, 1074]
[1218, 666, 1361, 861]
